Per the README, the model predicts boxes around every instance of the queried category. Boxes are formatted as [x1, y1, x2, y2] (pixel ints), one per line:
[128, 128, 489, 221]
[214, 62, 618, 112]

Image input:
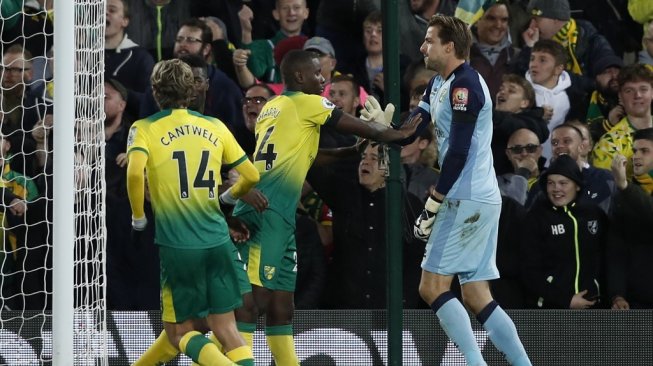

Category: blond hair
[151, 59, 194, 109]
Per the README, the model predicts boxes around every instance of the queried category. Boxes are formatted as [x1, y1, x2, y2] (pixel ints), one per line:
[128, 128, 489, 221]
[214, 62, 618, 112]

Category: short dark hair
[179, 18, 212, 44]
[364, 10, 382, 26]
[120, 0, 130, 19]
[331, 74, 360, 97]
[428, 15, 472, 59]
[552, 123, 584, 141]
[280, 50, 315, 84]
[178, 53, 207, 69]
[618, 63, 653, 89]
[634, 127, 653, 144]
[532, 39, 568, 67]
[246, 83, 276, 98]
[502, 73, 536, 108]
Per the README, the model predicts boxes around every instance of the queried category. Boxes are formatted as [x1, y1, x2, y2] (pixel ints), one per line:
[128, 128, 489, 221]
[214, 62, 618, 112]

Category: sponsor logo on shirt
[321, 97, 336, 110]
[452, 88, 469, 111]
[127, 127, 137, 147]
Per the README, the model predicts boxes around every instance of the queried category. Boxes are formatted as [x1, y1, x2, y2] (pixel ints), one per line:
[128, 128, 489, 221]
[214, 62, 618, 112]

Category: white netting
[0, 1, 107, 364]
[73, 0, 107, 364]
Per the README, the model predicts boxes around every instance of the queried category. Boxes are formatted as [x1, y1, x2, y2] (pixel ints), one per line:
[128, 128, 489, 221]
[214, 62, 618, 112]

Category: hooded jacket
[521, 198, 607, 309]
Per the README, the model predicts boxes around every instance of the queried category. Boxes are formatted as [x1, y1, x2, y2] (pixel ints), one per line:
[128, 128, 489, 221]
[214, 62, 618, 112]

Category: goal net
[0, 1, 107, 364]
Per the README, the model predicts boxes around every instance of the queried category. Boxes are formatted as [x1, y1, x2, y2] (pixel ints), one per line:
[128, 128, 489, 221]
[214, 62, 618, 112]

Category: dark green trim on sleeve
[128, 147, 149, 156]
[324, 108, 343, 128]
[223, 154, 248, 170]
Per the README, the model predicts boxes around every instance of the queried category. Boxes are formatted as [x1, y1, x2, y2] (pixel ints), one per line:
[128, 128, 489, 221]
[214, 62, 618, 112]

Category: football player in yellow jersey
[228, 49, 421, 365]
[127, 59, 257, 366]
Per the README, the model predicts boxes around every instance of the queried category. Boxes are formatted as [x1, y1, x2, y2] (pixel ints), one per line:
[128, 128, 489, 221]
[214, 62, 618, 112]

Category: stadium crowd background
[0, 0, 652, 313]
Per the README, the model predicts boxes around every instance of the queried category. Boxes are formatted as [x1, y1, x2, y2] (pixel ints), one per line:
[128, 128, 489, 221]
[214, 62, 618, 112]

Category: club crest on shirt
[127, 126, 137, 147]
[438, 88, 448, 103]
[452, 88, 469, 111]
[321, 97, 336, 110]
[587, 220, 598, 235]
[264, 265, 276, 280]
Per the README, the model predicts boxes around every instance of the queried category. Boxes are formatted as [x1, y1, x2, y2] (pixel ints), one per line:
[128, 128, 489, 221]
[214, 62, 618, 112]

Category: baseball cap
[105, 78, 128, 100]
[303, 36, 336, 57]
[591, 54, 623, 78]
[527, 0, 571, 21]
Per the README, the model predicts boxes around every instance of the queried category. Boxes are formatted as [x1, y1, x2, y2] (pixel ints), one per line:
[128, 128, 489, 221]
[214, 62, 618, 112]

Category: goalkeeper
[127, 59, 257, 366]
[410, 15, 531, 366]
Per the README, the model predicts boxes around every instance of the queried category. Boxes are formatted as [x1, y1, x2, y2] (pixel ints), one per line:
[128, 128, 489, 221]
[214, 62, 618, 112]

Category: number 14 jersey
[127, 108, 249, 249]
[233, 91, 338, 225]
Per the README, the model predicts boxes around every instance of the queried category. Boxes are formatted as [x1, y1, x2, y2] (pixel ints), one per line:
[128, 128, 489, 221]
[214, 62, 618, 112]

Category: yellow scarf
[635, 172, 653, 195]
[552, 19, 582, 75]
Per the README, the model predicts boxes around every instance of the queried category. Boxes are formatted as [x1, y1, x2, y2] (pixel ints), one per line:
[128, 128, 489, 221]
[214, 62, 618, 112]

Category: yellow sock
[132, 330, 179, 366]
[226, 345, 254, 366]
[266, 325, 299, 366]
[208, 332, 224, 352]
[179, 331, 235, 366]
[237, 322, 255, 350]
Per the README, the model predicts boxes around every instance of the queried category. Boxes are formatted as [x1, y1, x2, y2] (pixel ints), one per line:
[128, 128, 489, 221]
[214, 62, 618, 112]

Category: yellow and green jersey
[591, 117, 635, 178]
[233, 91, 338, 224]
[127, 109, 248, 249]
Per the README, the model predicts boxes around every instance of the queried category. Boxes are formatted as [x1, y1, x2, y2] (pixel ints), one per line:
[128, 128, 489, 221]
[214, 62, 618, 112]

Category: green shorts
[235, 210, 297, 292]
[159, 245, 242, 323]
[230, 244, 252, 295]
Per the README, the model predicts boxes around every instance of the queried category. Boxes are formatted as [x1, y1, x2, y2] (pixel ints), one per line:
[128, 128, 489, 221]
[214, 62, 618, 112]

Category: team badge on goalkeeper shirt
[452, 88, 469, 111]
[264, 265, 276, 280]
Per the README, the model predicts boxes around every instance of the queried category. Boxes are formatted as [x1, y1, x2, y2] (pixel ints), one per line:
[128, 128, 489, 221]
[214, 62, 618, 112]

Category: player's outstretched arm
[219, 159, 260, 207]
[335, 112, 421, 143]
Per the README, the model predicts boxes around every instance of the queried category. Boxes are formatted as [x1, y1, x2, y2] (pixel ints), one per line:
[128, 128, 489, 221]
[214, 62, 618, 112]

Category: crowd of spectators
[1, 0, 653, 312]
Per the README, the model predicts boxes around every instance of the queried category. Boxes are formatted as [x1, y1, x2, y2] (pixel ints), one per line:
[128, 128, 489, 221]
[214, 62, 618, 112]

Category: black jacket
[521, 199, 607, 308]
[318, 176, 426, 309]
[606, 183, 653, 308]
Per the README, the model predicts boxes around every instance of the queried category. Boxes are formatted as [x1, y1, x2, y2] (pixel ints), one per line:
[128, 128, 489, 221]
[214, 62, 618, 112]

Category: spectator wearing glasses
[139, 18, 254, 154]
[242, 83, 276, 134]
[499, 128, 543, 206]
[527, 124, 616, 214]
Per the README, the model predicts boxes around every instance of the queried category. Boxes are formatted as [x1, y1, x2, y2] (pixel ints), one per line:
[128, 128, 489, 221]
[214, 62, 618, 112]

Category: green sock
[179, 331, 235, 366]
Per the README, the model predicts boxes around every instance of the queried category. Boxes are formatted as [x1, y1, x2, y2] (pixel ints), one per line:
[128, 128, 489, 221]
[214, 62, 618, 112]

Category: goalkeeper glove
[413, 196, 442, 242]
[360, 96, 395, 127]
[131, 216, 147, 247]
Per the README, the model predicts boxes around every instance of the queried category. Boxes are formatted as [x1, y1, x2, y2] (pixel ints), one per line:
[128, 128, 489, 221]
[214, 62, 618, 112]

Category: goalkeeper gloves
[131, 216, 147, 247]
[360, 96, 395, 127]
[413, 196, 442, 242]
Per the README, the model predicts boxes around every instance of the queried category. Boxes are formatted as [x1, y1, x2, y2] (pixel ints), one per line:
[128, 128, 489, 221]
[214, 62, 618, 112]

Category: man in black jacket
[607, 128, 653, 309]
